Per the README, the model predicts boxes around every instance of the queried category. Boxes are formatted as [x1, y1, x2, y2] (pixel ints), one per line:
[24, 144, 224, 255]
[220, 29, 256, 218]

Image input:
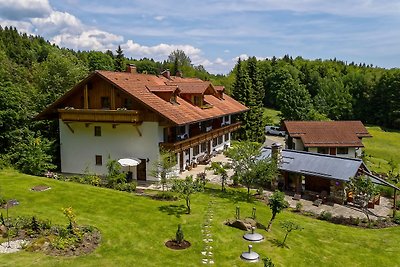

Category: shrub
[152, 191, 178, 201]
[318, 211, 332, 221]
[351, 216, 360, 226]
[113, 182, 136, 192]
[0, 196, 6, 206]
[263, 257, 275, 267]
[175, 224, 184, 244]
[393, 214, 400, 224]
[378, 185, 394, 198]
[83, 173, 101, 186]
[295, 202, 303, 212]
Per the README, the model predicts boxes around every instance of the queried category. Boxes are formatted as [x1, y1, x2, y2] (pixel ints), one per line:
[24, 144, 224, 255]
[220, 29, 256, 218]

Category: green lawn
[263, 108, 281, 126]
[0, 169, 400, 267]
[364, 126, 400, 174]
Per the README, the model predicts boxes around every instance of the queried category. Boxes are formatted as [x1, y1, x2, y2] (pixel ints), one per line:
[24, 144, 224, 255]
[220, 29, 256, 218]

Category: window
[124, 98, 133, 109]
[337, 147, 349, 155]
[193, 145, 199, 156]
[218, 136, 223, 145]
[201, 142, 207, 152]
[94, 126, 101, 136]
[224, 133, 230, 141]
[224, 115, 229, 122]
[212, 138, 217, 147]
[95, 155, 102, 166]
[317, 147, 329, 154]
[101, 97, 110, 109]
[193, 96, 202, 106]
[170, 94, 177, 104]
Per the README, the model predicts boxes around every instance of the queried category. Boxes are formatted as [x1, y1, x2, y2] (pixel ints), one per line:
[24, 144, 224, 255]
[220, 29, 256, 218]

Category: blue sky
[1, 0, 400, 74]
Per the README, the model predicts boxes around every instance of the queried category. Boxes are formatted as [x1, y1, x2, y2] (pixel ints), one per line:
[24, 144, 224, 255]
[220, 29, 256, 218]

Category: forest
[0, 26, 399, 176]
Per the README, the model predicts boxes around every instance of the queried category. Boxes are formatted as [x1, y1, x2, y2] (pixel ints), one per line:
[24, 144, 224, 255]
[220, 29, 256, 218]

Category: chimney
[161, 69, 171, 79]
[271, 142, 282, 164]
[126, 64, 137, 74]
[176, 70, 182, 77]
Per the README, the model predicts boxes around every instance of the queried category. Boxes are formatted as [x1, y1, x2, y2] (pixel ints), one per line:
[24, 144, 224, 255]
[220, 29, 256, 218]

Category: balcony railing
[159, 122, 241, 153]
[58, 108, 142, 124]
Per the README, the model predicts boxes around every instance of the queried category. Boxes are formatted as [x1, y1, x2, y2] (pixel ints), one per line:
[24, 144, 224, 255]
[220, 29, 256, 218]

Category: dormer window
[170, 94, 177, 104]
[193, 96, 202, 106]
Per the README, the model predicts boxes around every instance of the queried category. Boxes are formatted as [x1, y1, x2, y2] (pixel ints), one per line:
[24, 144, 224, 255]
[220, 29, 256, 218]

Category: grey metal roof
[259, 148, 363, 182]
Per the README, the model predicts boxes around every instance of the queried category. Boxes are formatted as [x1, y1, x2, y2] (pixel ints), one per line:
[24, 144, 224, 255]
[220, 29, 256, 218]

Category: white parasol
[118, 158, 141, 167]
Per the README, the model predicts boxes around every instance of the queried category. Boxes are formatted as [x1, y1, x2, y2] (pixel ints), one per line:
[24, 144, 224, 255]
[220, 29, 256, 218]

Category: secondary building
[283, 120, 371, 158]
[37, 65, 248, 180]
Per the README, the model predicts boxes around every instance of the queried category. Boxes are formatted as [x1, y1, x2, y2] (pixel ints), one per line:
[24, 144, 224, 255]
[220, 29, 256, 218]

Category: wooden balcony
[159, 122, 241, 153]
[58, 108, 142, 124]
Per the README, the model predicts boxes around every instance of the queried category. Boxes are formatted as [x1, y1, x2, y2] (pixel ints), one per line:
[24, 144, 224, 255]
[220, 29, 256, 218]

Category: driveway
[264, 134, 285, 147]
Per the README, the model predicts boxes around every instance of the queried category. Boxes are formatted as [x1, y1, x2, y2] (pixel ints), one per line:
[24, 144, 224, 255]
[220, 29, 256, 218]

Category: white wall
[308, 147, 357, 158]
[59, 120, 161, 180]
[293, 138, 304, 151]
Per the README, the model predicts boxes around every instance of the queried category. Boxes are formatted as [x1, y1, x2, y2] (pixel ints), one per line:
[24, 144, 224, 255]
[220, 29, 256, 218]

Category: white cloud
[154, 16, 165, 21]
[0, 0, 51, 20]
[0, 19, 34, 33]
[123, 40, 201, 60]
[52, 29, 123, 51]
[31, 11, 82, 36]
[233, 54, 249, 61]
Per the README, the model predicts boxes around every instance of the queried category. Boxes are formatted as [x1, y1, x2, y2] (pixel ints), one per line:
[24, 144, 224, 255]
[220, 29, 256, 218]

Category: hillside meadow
[0, 170, 399, 267]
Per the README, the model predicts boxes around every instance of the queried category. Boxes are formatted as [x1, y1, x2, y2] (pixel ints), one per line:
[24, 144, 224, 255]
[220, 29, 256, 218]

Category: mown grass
[0, 169, 400, 267]
[364, 126, 400, 174]
[263, 107, 281, 126]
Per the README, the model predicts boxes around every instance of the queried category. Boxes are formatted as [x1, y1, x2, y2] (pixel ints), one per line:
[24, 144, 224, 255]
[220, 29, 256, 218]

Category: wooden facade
[59, 109, 142, 124]
[160, 122, 241, 153]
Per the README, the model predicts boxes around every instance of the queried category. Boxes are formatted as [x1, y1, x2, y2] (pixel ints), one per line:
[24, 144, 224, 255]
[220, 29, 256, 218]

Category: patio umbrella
[118, 158, 141, 167]
[118, 158, 141, 172]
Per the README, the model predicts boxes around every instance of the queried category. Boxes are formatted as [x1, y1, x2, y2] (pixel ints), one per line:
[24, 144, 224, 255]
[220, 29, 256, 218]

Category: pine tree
[115, 45, 125, 72]
[231, 58, 252, 140]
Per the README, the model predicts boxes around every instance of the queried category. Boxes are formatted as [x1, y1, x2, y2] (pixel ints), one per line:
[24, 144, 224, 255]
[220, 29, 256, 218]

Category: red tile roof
[37, 70, 248, 125]
[284, 121, 371, 147]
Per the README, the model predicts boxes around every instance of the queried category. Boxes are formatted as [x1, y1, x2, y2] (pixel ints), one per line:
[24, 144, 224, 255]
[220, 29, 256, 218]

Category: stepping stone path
[201, 196, 216, 265]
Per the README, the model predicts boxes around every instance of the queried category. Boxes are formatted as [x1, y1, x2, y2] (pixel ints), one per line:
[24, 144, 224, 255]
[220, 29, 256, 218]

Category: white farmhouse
[37, 65, 248, 181]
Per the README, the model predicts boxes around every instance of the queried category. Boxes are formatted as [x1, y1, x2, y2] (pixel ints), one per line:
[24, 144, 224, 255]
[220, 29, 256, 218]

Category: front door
[137, 159, 146, 181]
[329, 148, 336, 155]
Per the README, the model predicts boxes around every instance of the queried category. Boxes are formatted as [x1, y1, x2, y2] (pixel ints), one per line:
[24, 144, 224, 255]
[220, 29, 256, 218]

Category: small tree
[280, 220, 303, 246]
[267, 190, 288, 231]
[346, 175, 379, 225]
[263, 257, 275, 267]
[63, 207, 78, 235]
[151, 149, 177, 191]
[106, 158, 126, 187]
[225, 141, 262, 198]
[114, 45, 125, 72]
[171, 175, 204, 214]
[175, 224, 184, 244]
[207, 161, 228, 192]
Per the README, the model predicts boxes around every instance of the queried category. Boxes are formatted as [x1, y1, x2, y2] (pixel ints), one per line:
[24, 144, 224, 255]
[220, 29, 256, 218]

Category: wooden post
[111, 86, 116, 110]
[84, 84, 89, 109]
[394, 189, 397, 218]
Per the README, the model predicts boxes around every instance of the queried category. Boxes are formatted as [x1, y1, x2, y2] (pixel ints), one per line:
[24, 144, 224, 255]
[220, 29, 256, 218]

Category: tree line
[1, 26, 400, 175]
[230, 55, 400, 144]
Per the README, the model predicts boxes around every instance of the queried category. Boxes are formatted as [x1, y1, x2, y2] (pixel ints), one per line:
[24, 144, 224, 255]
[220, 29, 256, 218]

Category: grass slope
[263, 108, 281, 126]
[364, 126, 400, 174]
[0, 170, 399, 267]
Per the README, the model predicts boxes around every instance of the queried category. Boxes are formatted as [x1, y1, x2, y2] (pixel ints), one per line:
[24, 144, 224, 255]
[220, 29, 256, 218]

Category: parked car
[265, 126, 286, 136]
